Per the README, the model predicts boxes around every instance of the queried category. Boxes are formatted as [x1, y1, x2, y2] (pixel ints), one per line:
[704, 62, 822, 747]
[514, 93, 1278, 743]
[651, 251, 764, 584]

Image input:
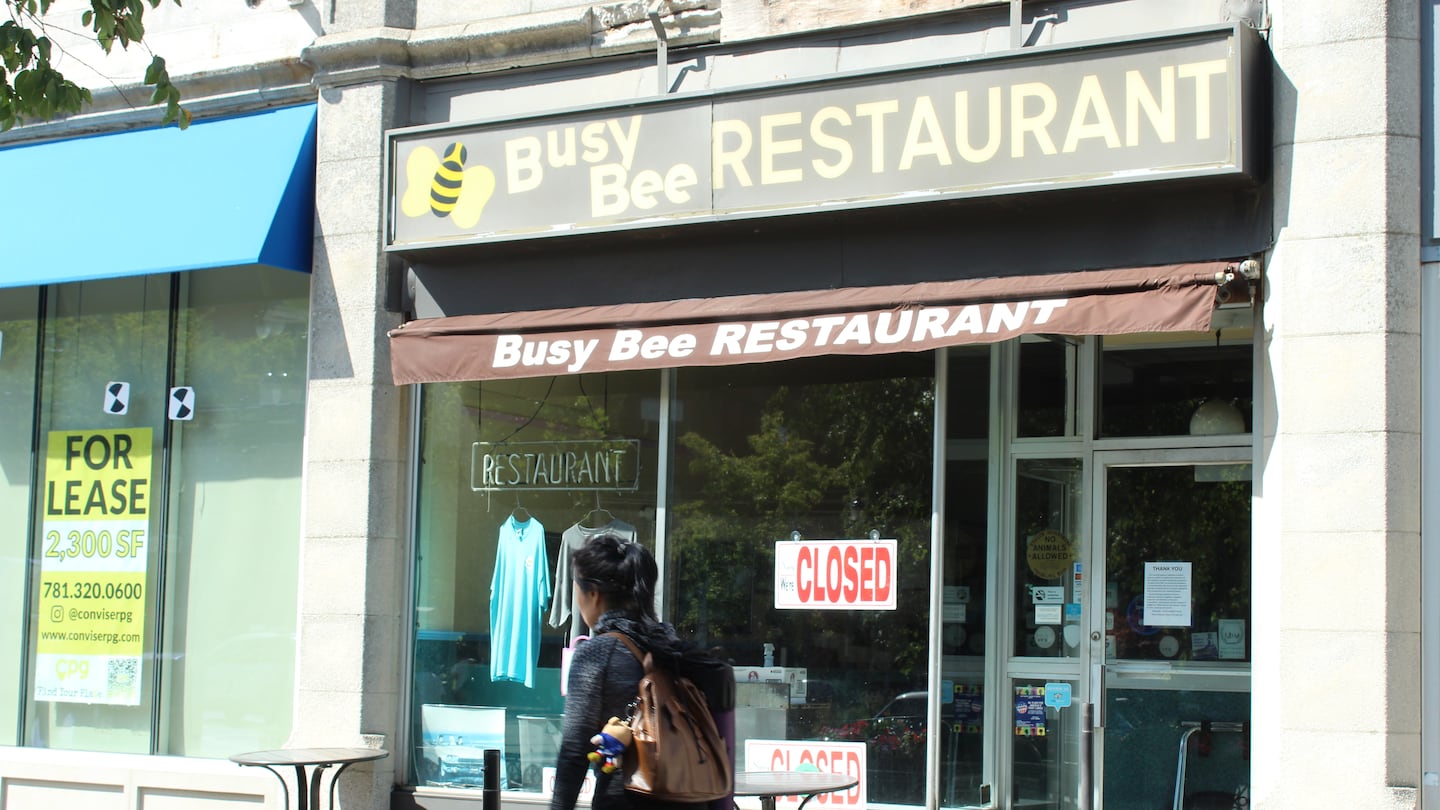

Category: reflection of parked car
[823, 690, 932, 752]
[874, 690, 927, 729]
[801, 678, 837, 704]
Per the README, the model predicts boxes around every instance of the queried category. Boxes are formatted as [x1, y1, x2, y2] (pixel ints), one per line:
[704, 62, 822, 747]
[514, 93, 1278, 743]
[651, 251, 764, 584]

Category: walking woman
[550, 534, 692, 810]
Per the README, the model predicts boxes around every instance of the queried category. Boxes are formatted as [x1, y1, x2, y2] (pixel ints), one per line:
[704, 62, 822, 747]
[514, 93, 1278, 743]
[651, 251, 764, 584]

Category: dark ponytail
[571, 534, 658, 621]
[619, 541, 658, 621]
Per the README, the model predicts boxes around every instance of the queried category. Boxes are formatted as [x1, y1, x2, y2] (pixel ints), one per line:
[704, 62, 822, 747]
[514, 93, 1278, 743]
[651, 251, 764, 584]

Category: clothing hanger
[581, 508, 615, 529]
[580, 493, 614, 529]
[511, 495, 530, 523]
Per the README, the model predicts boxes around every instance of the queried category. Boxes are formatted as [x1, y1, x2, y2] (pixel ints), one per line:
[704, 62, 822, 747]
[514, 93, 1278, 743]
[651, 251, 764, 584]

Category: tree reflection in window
[667, 357, 935, 740]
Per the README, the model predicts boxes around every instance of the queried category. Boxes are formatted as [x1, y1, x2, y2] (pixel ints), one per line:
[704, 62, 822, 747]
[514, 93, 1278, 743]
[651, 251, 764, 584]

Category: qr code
[108, 658, 139, 692]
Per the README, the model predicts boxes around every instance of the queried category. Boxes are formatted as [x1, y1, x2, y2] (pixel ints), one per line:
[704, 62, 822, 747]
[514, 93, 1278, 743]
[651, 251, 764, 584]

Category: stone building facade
[0, 1, 1429, 809]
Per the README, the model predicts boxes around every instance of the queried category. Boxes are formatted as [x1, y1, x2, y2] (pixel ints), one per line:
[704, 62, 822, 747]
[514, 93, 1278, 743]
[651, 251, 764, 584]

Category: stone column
[296, 28, 413, 810]
[1256, 1, 1421, 807]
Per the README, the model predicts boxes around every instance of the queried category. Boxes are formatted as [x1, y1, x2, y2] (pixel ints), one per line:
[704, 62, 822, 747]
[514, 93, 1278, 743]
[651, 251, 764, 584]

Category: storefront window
[942, 347, 991, 807]
[410, 371, 661, 791]
[1013, 458, 1083, 660]
[668, 354, 934, 806]
[24, 276, 170, 753]
[1, 287, 40, 743]
[160, 267, 309, 756]
[400, 335, 1254, 807]
[17, 268, 309, 755]
[1017, 337, 1076, 438]
[1102, 689, 1249, 807]
[1010, 677, 1080, 808]
[1103, 465, 1252, 664]
[1091, 458, 1251, 807]
[1098, 329, 1253, 438]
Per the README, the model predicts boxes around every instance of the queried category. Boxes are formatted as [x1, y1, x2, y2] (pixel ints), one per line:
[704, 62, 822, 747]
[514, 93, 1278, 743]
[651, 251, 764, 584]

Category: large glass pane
[1016, 337, 1075, 438]
[1104, 465, 1252, 664]
[1098, 329, 1253, 439]
[1100, 463, 1251, 809]
[24, 276, 169, 753]
[1103, 689, 1249, 809]
[1010, 677, 1080, 809]
[942, 347, 990, 807]
[0, 287, 40, 744]
[668, 354, 934, 807]
[160, 267, 309, 755]
[411, 371, 661, 791]
[1013, 459, 1083, 659]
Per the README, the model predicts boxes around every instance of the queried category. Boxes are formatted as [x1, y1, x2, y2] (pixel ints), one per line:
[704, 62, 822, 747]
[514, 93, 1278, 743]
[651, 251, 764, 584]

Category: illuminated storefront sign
[387, 24, 1263, 248]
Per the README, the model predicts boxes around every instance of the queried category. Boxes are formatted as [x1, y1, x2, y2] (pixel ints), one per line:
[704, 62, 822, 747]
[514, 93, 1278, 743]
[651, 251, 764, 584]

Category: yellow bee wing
[450, 164, 498, 229]
[400, 147, 441, 218]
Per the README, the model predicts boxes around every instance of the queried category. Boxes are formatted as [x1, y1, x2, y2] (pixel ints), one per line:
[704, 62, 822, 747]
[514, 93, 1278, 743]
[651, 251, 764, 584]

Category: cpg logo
[55, 658, 90, 681]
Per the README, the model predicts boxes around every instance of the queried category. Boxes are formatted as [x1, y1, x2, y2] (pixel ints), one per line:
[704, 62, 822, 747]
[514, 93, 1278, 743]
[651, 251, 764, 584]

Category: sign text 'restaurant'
[388, 26, 1258, 247]
[470, 439, 641, 492]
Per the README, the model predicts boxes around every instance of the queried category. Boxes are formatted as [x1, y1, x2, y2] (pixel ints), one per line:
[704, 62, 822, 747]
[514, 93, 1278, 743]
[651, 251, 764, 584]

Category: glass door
[1088, 453, 1251, 810]
[1007, 456, 1086, 809]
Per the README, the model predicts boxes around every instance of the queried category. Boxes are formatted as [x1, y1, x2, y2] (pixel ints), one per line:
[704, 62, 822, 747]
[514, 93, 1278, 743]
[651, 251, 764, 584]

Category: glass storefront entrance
[1094, 459, 1251, 810]
[403, 324, 1254, 809]
[989, 329, 1253, 809]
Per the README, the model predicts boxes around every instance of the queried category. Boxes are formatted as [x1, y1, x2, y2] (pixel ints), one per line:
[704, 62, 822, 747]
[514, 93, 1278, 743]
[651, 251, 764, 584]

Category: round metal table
[230, 747, 389, 810]
[733, 770, 860, 810]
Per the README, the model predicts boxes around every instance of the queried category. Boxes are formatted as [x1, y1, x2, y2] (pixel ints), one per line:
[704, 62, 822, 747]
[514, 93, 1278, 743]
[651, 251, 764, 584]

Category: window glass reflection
[24, 276, 169, 755]
[0, 287, 39, 744]
[162, 266, 309, 756]
[411, 372, 661, 791]
[669, 354, 934, 806]
[1099, 331, 1253, 438]
[1010, 678, 1080, 808]
[942, 346, 990, 807]
[1104, 466, 1252, 664]
[1017, 338, 1074, 438]
[1013, 459, 1083, 659]
[1103, 689, 1249, 807]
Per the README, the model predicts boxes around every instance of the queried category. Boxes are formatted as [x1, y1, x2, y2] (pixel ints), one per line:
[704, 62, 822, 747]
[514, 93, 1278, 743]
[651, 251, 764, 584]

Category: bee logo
[401, 141, 497, 229]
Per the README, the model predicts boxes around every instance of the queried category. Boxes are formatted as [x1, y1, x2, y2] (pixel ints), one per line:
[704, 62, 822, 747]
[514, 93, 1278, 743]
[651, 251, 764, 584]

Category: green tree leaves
[1, 0, 188, 132]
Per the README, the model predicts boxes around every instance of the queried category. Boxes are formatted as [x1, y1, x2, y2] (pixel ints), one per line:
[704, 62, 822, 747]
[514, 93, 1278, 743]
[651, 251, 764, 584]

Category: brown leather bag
[607, 633, 732, 803]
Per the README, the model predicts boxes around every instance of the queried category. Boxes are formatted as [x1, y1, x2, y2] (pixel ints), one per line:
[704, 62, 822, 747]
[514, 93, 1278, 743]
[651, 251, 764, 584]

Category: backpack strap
[604, 632, 649, 724]
[605, 632, 647, 667]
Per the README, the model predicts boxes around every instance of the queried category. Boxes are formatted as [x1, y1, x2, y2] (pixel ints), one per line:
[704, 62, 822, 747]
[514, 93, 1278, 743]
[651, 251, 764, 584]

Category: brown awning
[388, 262, 1239, 385]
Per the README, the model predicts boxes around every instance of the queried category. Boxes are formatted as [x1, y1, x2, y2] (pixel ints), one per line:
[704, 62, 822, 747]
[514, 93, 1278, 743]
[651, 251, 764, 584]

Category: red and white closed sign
[774, 540, 897, 610]
[743, 740, 867, 808]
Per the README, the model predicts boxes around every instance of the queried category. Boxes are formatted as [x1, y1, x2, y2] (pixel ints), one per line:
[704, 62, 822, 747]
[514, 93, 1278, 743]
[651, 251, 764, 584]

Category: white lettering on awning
[492, 299, 1070, 374]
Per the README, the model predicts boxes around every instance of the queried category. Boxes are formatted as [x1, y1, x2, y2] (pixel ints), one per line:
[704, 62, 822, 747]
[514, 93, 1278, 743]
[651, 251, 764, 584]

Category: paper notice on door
[1035, 605, 1063, 625]
[1142, 562, 1192, 627]
[1192, 631, 1219, 660]
[1217, 619, 1246, 659]
[944, 585, 971, 604]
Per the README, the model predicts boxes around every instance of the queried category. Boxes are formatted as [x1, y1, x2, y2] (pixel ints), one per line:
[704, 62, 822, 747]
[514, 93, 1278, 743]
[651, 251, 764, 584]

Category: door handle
[1091, 664, 1106, 728]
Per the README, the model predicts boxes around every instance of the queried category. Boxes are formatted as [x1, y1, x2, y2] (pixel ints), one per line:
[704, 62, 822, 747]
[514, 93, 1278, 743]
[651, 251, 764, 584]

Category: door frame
[1085, 448, 1254, 809]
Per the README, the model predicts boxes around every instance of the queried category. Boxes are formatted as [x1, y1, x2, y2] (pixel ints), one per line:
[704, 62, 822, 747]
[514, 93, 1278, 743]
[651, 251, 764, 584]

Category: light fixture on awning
[1189, 327, 1249, 437]
[388, 261, 1246, 385]
[0, 104, 316, 289]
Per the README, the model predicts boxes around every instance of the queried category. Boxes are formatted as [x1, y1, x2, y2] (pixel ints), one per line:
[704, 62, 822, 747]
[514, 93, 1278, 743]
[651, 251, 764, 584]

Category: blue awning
[1, 104, 316, 288]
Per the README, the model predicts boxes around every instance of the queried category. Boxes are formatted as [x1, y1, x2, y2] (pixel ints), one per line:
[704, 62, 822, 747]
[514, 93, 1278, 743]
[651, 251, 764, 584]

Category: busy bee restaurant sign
[386, 24, 1263, 248]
